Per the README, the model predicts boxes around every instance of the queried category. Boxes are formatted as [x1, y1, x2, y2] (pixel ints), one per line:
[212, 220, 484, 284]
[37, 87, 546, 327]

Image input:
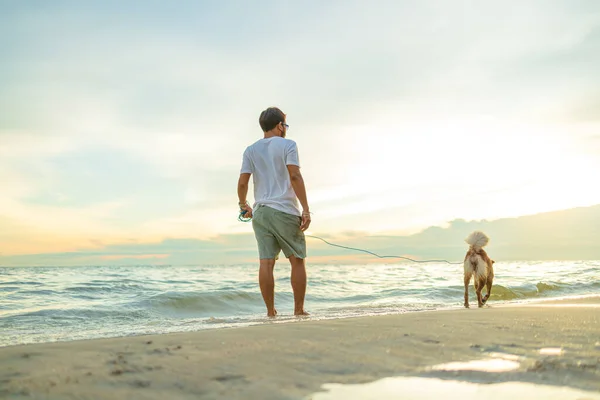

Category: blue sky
[1, 1, 599, 264]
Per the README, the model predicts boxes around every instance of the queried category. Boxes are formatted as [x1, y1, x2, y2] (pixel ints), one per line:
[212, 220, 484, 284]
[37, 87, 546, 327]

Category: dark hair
[259, 107, 286, 132]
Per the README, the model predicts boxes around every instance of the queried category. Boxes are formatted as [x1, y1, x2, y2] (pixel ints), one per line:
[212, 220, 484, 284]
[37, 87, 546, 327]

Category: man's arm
[287, 165, 309, 211]
[287, 165, 311, 231]
[238, 173, 251, 205]
[237, 173, 253, 216]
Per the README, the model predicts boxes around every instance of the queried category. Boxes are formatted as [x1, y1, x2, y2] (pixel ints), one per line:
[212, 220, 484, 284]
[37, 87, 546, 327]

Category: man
[237, 107, 311, 317]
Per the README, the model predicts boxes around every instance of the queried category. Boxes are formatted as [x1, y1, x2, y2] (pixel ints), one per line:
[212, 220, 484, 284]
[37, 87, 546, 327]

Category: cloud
[1, 1, 600, 257]
[3, 203, 600, 266]
[4, 1, 597, 134]
[570, 94, 600, 123]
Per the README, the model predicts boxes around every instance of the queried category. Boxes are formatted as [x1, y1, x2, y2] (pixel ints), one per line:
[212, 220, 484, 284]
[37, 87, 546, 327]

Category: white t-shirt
[240, 137, 302, 217]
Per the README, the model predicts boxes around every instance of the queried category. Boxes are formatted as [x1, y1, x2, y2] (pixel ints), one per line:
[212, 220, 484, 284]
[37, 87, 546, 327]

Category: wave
[0, 307, 151, 324]
[488, 281, 599, 301]
[64, 284, 145, 293]
[294, 280, 599, 305]
[0, 281, 43, 286]
[141, 290, 265, 316]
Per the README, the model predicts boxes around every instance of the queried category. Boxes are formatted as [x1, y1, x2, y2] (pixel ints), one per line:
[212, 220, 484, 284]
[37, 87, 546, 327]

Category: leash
[238, 210, 463, 265]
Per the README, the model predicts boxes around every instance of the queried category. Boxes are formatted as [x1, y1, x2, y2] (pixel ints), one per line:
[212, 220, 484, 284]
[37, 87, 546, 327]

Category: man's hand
[300, 211, 311, 231]
[240, 203, 253, 219]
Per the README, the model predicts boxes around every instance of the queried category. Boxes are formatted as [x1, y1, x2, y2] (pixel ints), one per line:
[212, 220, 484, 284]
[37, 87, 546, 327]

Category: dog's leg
[482, 275, 493, 304]
[463, 272, 472, 308]
[482, 261, 494, 305]
[476, 277, 486, 307]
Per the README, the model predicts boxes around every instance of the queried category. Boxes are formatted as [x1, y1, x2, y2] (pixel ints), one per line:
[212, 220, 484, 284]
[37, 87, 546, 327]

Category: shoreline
[2, 293, 600, 350]
[2, 294, 599, 399]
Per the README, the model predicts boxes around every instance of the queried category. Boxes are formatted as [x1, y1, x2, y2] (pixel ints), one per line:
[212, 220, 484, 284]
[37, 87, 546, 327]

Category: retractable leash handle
[238, 209, 252, 222]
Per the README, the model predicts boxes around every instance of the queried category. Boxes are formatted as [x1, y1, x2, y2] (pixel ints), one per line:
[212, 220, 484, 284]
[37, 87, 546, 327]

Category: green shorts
[252, 205, 306, 259]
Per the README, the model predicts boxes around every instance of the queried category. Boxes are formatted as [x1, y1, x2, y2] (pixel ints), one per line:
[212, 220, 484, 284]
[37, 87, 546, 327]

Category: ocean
[1, 261, 599, 347]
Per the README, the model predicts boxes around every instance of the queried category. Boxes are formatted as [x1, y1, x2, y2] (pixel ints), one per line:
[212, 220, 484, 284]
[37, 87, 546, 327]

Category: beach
[1, 295, 599, 399]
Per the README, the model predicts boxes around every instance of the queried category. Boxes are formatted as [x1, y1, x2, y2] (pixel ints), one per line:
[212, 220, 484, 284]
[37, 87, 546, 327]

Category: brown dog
[463, 231, 495, 308]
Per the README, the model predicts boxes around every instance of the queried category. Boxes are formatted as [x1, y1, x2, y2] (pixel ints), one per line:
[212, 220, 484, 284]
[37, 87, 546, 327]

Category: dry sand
[1, 296, 599, 399]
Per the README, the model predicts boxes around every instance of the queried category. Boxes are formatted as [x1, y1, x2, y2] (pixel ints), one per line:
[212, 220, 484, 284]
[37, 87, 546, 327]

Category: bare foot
[294, 310, 310, 316]
[267, 309, 278, 318]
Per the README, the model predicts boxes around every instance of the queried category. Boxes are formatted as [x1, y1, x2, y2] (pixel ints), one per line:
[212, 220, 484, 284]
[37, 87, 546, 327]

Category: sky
[1, 1, 600, 265]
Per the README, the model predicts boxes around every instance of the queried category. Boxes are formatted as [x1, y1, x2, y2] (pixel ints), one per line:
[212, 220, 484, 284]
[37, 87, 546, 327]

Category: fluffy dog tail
[465, 231, 489, 251]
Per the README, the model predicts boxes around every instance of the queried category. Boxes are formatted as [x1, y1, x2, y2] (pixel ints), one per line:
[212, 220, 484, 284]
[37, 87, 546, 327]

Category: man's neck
[263, 131, 281, 139]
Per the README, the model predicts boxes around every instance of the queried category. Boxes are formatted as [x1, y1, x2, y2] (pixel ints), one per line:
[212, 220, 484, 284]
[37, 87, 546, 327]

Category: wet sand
[1, 296, 599, 399]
